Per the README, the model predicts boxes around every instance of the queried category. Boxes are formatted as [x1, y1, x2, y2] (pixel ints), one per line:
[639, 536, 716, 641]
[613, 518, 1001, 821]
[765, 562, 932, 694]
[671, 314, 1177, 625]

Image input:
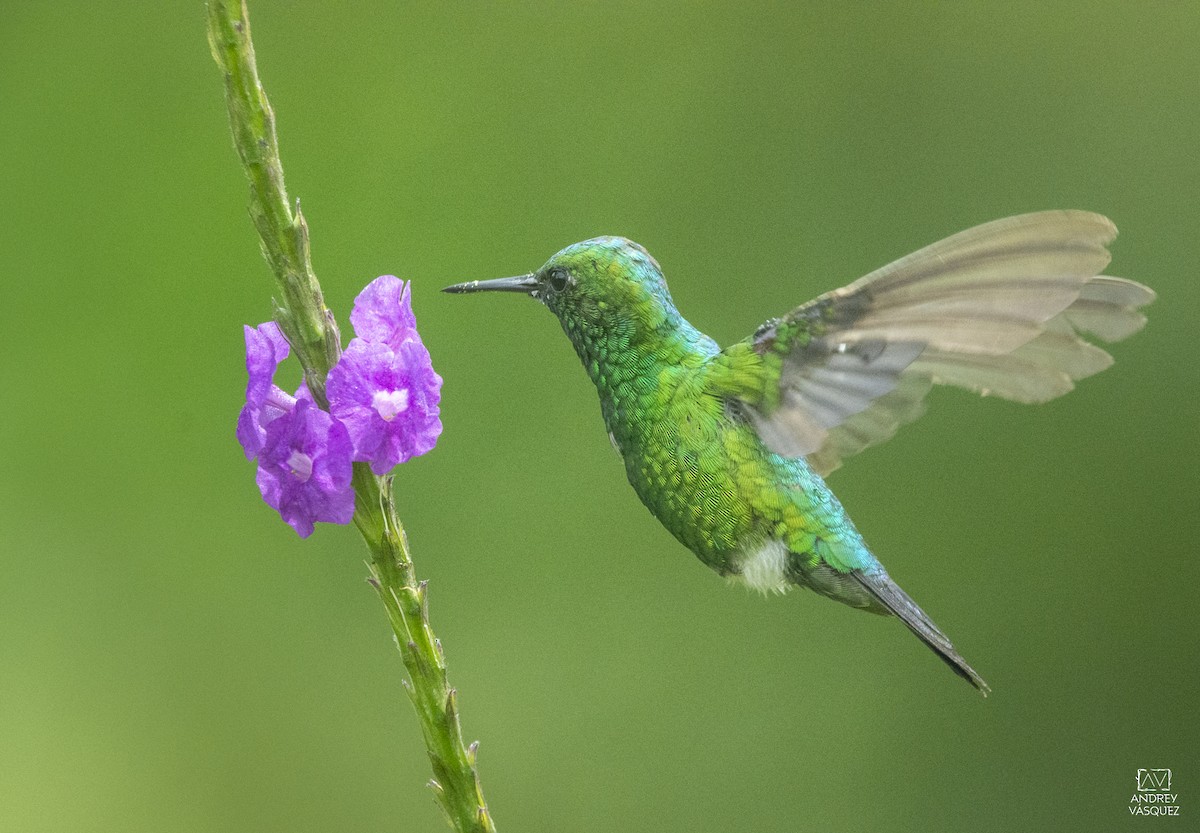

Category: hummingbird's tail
[853, 569, 992, 696]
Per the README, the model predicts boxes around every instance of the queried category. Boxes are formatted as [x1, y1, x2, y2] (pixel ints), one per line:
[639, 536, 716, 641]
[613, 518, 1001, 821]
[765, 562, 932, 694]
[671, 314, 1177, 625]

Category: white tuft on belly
[736, 540, 791, 595]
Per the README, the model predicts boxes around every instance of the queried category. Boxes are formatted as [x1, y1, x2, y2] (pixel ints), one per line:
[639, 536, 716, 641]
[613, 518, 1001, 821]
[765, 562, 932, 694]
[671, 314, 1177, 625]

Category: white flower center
[286, 450, 314, 482]
[372, 388, 410, 422]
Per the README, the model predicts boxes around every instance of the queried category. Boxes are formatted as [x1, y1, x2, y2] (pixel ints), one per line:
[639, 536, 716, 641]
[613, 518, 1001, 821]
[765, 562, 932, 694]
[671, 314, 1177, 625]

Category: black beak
[442, 274, 539, 295]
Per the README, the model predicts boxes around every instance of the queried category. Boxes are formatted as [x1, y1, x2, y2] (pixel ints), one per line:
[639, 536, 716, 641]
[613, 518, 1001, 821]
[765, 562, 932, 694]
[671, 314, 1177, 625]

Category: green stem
[207, 3, 495, 830]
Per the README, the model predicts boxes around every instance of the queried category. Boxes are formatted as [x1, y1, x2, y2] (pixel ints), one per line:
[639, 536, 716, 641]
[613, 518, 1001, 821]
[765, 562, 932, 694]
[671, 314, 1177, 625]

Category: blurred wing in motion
[729, 211, 1155, 475]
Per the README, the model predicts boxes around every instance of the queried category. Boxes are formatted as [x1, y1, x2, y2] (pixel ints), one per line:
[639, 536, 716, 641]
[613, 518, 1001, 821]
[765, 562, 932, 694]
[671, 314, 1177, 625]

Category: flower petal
[238, 322, 293, 459]
[236, 403, 264, 460]
[350, 276, 419, 348]
[244, 322, 289, 404]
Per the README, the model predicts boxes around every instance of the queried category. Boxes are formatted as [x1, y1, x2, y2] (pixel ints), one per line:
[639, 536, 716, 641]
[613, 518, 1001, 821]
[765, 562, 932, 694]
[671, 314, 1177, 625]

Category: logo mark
[1137, 769, 1172, 792]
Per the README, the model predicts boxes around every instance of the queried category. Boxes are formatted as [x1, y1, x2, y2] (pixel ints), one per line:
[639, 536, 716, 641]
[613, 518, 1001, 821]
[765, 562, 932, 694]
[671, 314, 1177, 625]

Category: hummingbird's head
[444, 237, 681, 337]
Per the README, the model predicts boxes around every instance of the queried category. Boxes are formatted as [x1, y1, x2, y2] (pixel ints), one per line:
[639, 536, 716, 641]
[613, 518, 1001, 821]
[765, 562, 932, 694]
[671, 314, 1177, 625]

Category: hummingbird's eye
[546, 267, 570, 293]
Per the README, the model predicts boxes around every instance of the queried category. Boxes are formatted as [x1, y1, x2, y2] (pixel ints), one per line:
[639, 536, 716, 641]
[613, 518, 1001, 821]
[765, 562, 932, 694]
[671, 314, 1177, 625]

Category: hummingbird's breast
[593, 350, 767, 572]
[592, 346, 874, 581]
[562, 316, 743, 569]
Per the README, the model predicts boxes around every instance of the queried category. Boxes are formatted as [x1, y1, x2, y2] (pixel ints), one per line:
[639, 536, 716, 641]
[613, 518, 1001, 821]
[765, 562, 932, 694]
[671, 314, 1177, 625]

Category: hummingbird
[444, 211, 1153, 694]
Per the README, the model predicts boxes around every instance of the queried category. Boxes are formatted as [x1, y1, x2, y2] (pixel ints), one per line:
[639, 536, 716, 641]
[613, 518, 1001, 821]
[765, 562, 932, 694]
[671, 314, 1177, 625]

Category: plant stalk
[207, 3, 495, 830]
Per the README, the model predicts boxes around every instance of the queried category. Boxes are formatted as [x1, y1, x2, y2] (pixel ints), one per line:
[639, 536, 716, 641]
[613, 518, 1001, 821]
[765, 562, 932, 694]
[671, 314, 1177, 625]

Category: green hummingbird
[444, 211, 1153, 694]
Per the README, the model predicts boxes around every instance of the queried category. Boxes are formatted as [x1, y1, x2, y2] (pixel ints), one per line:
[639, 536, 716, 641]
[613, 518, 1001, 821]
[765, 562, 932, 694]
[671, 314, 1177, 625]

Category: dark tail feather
[853, 569, 991, 696]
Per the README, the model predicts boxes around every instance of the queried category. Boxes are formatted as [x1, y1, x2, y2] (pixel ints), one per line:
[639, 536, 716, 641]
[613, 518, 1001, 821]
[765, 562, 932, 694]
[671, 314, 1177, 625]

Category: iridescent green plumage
[446, 212, 1155, 694]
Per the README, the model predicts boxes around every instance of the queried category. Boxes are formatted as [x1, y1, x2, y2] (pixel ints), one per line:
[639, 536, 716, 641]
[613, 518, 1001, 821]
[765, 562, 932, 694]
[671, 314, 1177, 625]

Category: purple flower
[255, 398, 355, 538]
[328, 276, 443, 474]
[328, 339, 443, 474]
[237, 321, 354, 537]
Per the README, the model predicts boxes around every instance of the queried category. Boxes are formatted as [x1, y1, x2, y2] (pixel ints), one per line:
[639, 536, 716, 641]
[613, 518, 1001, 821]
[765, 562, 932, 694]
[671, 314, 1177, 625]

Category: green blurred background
[1, 2, 1196, 831]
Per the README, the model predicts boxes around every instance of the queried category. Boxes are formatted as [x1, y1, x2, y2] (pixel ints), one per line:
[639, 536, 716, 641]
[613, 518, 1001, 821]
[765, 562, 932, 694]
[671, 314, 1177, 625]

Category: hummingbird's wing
[719, 211, 1154, 475]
